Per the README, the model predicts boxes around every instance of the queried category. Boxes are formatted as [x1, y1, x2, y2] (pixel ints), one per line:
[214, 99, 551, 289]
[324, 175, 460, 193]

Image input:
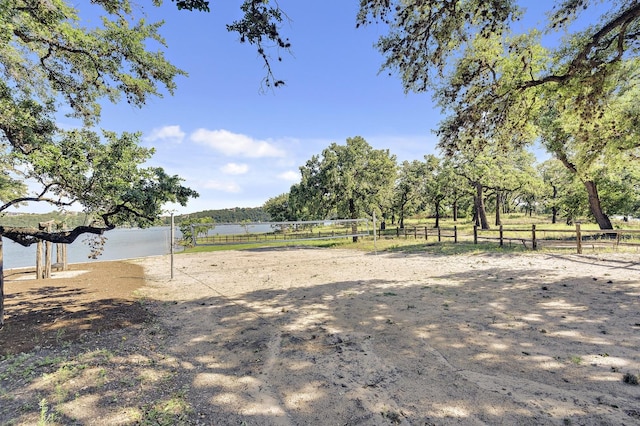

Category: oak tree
[290, 137, 397, 241]
[0, 0, 202, 324]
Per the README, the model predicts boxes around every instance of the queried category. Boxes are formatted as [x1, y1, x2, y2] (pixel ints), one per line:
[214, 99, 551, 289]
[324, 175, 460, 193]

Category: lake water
[1, 223, 282, 270]
[1, 223, 277, 270]
[2, 227, 176, 270]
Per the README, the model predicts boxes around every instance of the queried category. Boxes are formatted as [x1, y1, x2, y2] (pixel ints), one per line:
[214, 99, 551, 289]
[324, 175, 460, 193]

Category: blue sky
[85, 1, 447, 214]
[46, 1, 592, 215]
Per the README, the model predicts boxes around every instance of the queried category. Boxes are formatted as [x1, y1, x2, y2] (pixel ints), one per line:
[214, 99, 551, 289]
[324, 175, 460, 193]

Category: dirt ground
[1, 261, 150, 356]
[1, 247, 640, 425]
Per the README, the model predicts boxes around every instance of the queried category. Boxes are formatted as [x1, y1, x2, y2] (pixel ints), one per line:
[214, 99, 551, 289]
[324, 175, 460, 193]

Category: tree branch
[0, 182, 76, 212]
[0, 224, 113, 247]
[523, 3, 640, 89]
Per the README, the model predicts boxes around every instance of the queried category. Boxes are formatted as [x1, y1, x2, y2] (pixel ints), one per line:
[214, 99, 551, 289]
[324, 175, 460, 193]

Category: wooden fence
[376, 224, 640, 254]
[378, 225, 459, 243]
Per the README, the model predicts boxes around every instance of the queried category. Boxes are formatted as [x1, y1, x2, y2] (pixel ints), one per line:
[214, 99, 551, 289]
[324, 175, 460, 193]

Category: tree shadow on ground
[146, 257, 640, 425]
[2, 254, 639, 425]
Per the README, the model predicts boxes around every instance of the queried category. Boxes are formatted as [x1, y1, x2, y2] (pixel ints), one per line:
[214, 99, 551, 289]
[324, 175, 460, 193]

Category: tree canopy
[290, 137, 397, 240]
[0, 0, 200, 248]
[352, 1, 639, 229]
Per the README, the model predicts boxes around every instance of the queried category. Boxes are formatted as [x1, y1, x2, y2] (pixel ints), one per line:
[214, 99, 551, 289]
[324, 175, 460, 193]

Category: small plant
[55, 328, 66, 344]
[622, 372, 639, 385]
[37, 398, 57, 425]
[138, 388, 191, 425]
[570, 355, 582, 365]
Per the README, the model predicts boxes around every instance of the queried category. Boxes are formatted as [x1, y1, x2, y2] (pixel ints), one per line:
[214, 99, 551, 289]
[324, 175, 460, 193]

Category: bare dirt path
[135, 247, 640, 425]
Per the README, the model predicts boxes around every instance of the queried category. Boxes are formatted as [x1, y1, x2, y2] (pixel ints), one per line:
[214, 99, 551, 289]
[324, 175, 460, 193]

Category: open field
[1, 247, 640, 425]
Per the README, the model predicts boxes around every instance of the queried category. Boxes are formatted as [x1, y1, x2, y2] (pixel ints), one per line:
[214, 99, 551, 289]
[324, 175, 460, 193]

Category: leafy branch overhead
[227, 0, 292, 89]
[356, 0, 639, 151]
[0, 0, 199, 247]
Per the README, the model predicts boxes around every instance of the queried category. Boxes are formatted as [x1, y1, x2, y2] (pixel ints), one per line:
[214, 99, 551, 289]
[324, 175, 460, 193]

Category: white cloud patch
[190, 129, 286, 158]
[145, 125, 185, 144]
[221, 163, 249, 175]
[277, 170, 300, 182]
[202, 180, 242, 193]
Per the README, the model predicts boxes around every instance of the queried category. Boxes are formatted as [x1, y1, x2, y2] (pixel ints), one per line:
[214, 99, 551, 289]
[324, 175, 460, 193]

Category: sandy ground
[131, 247, 640, 425]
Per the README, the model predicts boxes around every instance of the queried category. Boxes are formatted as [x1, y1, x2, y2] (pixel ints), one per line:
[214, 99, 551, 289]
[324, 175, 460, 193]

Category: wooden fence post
[499, 225, 504, 247]
[437, 227, 441, 242]
[454, 226, 458, 243]
[44, 240, 52, 278]
[532, 224, 537, 250]
[473, 226, 478, 244]
[576, 223, 582, 254]
[414, 226, 417, 239]
[55, 243, 68, 271]
[424, 227, 428, 241]
[36, 240, 43, 279]
[396, 227, 399, 237]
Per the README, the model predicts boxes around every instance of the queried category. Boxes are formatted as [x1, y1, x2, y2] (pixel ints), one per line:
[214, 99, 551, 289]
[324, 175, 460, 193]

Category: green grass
[177, 215, 640, 255]
[181, 237, 355, 253]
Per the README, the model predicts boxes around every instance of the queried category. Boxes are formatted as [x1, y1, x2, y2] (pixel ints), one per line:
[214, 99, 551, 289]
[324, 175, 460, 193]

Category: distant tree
[450, 146, 537, 229]
[394, 160, 429, 228]
[536, 157, 640, 226]
[539, 159, 571, 224]
[178, 216, 214, 246]
[421, 155, 476, 227]
[263, 193, 295, 222]
[290, 137, 397, 241]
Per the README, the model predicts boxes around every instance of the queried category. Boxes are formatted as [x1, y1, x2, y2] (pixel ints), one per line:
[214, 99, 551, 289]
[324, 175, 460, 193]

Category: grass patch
[135, 388, 191, 426]
[181, 238, 354, 253]
[570, 355, 583, 365]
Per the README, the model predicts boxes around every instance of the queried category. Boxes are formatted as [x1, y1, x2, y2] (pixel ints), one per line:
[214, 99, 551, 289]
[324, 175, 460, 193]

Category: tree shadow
[1, 296, 151, 356]
[141, 259, 640, 424]
[2, 254, 639, 425]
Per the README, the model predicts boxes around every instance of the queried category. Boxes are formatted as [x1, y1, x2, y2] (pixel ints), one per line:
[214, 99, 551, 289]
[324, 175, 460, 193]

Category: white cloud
[277, 170, 300, 182]
[221, 163, 249, 175]
[145, 125, 185, 144]
[202, 180, 242, 193]
[190, 129, 286, 158]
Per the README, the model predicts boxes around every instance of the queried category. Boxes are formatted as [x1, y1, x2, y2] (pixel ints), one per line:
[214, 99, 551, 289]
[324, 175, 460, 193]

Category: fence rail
[192, 219, 370, 247]
[375, 224, 640, 254]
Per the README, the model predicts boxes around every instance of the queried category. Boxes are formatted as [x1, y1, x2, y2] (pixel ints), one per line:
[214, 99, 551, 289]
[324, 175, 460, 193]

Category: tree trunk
[452, 199, 458, 222]
[434, 201, 441, 228]
[583, 180, 613, 230]
[495, 191, 502, 226]
[349, 199, 359, 242]
[551, 185, 558, 224]
[475, 182, 490, 230]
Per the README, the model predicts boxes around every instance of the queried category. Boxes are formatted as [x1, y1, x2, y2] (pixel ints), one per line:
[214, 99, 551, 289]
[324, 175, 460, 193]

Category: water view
[2, 227, 176, 270]
[1, 223, 284, 270]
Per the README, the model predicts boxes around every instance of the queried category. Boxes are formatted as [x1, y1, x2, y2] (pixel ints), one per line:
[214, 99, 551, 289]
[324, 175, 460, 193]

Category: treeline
[262, 137, 640, 231]
[2, 208, 271, 229]
[0, 211, 92, 229]
[163, 207, 270, 225]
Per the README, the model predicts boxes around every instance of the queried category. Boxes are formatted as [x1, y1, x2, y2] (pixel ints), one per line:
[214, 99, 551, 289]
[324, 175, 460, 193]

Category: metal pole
[170, 213, 175, 280]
